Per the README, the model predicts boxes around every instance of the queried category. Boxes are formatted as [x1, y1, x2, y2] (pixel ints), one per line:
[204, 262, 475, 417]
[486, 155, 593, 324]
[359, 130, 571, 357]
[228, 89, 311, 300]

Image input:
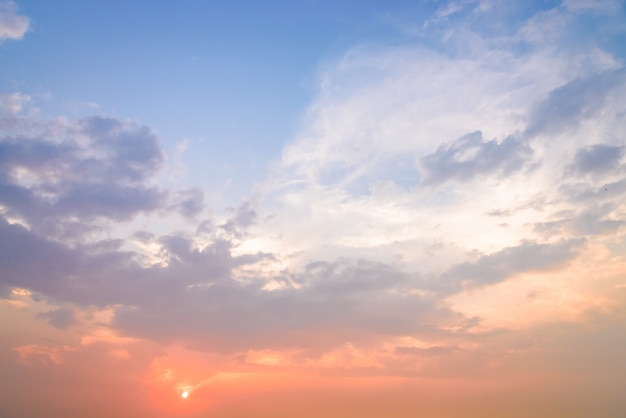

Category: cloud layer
[1, 1, 626, 417]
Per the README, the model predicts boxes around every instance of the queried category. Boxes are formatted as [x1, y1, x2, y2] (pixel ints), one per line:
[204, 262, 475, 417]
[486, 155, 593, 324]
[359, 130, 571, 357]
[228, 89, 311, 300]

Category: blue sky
[2, 0, 453, 201]
[2, 1, 626, 417]
[4, 0, 588, 202]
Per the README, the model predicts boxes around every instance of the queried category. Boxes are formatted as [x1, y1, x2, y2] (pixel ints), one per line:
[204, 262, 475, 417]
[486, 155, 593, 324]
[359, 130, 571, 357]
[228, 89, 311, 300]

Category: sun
[181, 391, 189, 399]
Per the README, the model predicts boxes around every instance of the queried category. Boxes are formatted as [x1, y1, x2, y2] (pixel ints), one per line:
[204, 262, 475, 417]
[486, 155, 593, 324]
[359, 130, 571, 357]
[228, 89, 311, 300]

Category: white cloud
[0, 0, 28, 41]
[563, 0, 623, 12]
[252, 0, 626, 317]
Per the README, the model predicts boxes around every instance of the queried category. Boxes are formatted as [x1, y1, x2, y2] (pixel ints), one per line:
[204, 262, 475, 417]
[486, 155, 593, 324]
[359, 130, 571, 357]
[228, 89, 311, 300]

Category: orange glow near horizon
[3, 282, 626, 418]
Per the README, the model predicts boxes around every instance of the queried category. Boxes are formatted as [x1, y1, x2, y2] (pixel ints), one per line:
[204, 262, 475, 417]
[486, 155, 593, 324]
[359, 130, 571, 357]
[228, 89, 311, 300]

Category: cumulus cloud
[0, 0, 28, 41]
[0, 117, 163, 222]
[0, 99, 210, 239]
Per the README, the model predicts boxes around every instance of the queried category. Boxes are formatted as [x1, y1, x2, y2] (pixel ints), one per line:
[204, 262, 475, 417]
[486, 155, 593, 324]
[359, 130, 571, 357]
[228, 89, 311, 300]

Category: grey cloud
[6, 198, 587, 355]
[534, 203, 625, 237]
[0, 136, 75, 171]
[0, 115, 164, 183]
[0, 115, 168, 236]
[4, 204, 584, 356]
[232, 201, 258, 228]
[0, 1, 29, 41]
[132, 230, 154, 243]
[36, 307, 78, 329]
[533, 174, 626, 239]
[394, 344, 460, 358]
[557, 176, 626, 204]
[419, 131, 532, 186]
[526, 68, 626, 137]
[221, 200, 258, 236]
[170, 188, 204, 218]
[430, 239, 585, 295]
[55, 183, 165, 221]
[0, 180, 47, 222]
[113, 258, 460, 353]
[0, 218, 79, 298]
[532, 218, 570, 238]
[486, 194, 548, 217]
[571, 143, 624, 174]
[83, 238, 125, 253]
[0, 210, 266, 309]
[78, 116, 163, 182]
[572, 203, 625, 235]
[303, 259, 408, 296]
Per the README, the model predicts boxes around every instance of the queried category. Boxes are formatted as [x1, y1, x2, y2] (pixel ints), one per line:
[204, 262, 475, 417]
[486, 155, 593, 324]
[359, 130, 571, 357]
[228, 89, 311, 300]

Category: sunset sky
[1, 0, 626, 417]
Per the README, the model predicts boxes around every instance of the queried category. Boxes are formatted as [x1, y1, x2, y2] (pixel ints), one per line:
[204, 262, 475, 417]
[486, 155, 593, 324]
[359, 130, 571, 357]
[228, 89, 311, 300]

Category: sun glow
[181, 391, 189, 399]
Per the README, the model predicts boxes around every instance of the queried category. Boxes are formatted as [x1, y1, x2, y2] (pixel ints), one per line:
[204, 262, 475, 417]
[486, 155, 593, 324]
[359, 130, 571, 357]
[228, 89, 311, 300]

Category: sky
[1, 0, 626, 417]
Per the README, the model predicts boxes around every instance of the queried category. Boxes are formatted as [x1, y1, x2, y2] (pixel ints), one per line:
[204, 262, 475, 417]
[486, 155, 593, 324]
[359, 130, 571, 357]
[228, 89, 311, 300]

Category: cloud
[563, 0, 623, 13]
[221, 200, 258, 235]
[0, 102, 210, 238]
[571, 143, 624, 174]
[526, 69, 626, 137]
[36, 307, 78, 329]
[534, 202, 626, 237]
[170, 188, 205, 219]
[0, 0, 28, 41]
[1, 185, 469, 354]
[419, 131, 532, 186]
[0, 218, 79, 298]
[0, 214, 462, 353]
[431, 239, 585, 295]
[77, 116, 164, 182]
[112, 258, 462, 353]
